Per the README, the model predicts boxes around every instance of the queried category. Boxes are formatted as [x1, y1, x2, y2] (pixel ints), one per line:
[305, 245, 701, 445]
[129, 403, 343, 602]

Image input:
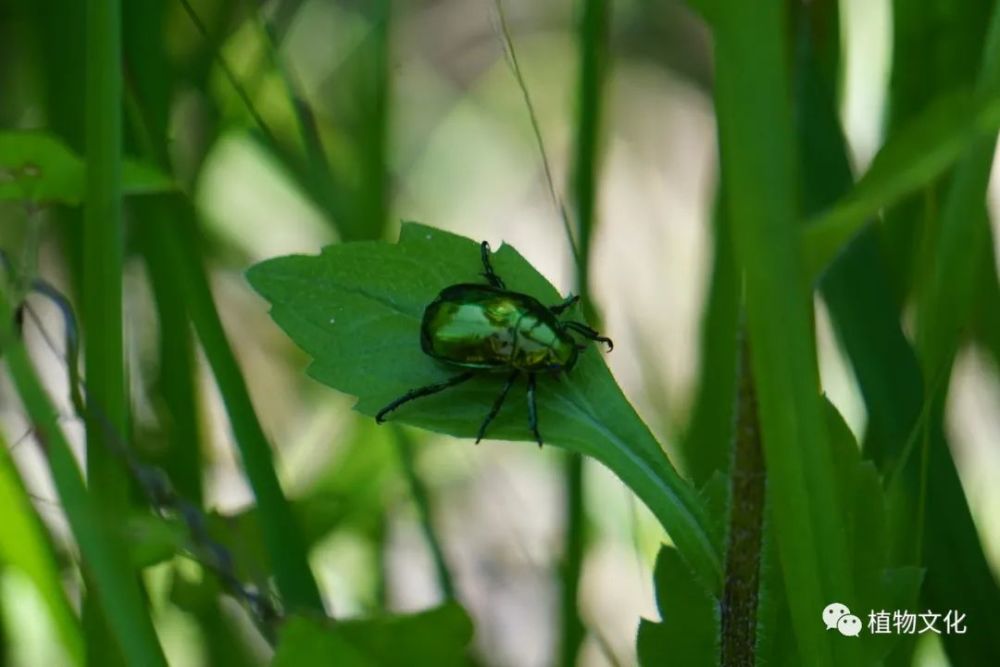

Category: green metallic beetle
[375, 241, 612, 445]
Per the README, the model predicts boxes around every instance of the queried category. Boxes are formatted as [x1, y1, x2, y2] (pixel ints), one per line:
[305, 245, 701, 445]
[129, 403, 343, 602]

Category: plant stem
[493, 0, 579, 263]
[560, 1, 609, 663]
[714, 1, 852, 662]
[570, 0, 609, 324]
[83, 0, 127, 517]
[162, 219, 326, 614]
[176, 0, 279, 146]
[0, 289, 166, 667]
[720, 331, 765, 667]
[392, 428, 456, 600]
[558, 452, 586, 667]
[83, 0, 132, 659]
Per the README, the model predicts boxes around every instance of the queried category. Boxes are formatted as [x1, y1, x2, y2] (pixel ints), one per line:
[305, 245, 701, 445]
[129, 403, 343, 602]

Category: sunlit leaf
[0, 433, 84, 666]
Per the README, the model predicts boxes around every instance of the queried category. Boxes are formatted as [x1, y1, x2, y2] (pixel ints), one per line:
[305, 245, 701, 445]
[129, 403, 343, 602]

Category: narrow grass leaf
[916, 0, 1000, 376]
[0, 290, 167, 667]
[911, 5, 1000, 663]
[83, 0, 133, 656]
[161, 212, 325, 614]
[680, 191, 738, 485]
[712, 1, 853, 663]
[801, 90, 1000, 279]
[0, 431, 84, 666]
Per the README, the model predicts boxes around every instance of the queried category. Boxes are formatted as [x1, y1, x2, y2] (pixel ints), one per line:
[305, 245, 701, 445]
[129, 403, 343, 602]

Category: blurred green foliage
[0, 0, 998, 665]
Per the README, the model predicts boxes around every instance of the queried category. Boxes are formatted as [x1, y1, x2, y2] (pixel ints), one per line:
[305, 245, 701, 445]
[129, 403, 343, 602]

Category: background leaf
[0, 432, 84, 666]
[0, 131, 173, 204]
[272, 603, 474, 667]
[636, 546, 718, 666]
[801, 89, 1000, 279]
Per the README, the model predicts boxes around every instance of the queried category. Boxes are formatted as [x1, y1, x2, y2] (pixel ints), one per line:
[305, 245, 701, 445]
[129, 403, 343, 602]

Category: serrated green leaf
[637, 546, 719, 666]
[248, 223, 722, 592]
[272, 603, 474, 667]
[0, 131, 174, 204]
[822, 399, 924, 663]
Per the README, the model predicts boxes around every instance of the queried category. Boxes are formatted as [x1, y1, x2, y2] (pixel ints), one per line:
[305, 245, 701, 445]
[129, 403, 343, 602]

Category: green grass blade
[879, 0, 995, 304]
[791, 0, 925, 474]
[0, 291, 167, 667]
[83, 0, 133, 657]
[120, 22, 325, 612]
[83, 0, 127, 508]
[558, 1, 611, 663]
[919, 408, 1000, 665]
[123, 0, 201, 507]
[916, 1, 1000, 377]
[355, 0, 392, 242]
[0, 431, 84, 666]
[570, 0, 609, 321]
[161, 214, 325, 614]
[712, 2, 852, 663]
[391, 427, 455, 600]
[254, 9, 340, 236]
[139, 211, 205, 504]
[801, 89, 1000, 280]
[910, 5, 1000, 663]
[680, 188, 738, 485]
[799, 4, 1000, 664]
[889, 0, 993, 128]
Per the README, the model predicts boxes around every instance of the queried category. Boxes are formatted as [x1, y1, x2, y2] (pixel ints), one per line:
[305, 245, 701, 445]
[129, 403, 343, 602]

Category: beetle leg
[549, 294, 579, 315]
[527, 373, 542, 447]
[479, 241, 506, 289]
[376, 371, 477, 423]
[565, 321, 613, 351]
[475, 370, 519, 443]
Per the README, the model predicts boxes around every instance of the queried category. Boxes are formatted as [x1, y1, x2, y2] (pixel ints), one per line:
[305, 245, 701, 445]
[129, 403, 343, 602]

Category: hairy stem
[720, 332, 766, 666]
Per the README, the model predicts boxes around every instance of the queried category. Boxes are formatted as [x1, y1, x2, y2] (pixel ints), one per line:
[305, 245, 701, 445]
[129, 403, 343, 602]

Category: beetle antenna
[479, 241, 506, 289]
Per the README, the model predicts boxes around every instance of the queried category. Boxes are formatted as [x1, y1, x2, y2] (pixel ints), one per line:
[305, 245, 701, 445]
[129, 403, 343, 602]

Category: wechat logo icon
[823, 602, 862, 637]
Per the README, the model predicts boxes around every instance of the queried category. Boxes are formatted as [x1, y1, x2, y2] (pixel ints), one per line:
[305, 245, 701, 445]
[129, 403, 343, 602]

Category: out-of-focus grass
[712, 1, 854, 663]
[0, 429, 83, 666]
[0, 289, 166, 666]
[1, 0, 1000, 664]
[82, 0, 136, 660]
